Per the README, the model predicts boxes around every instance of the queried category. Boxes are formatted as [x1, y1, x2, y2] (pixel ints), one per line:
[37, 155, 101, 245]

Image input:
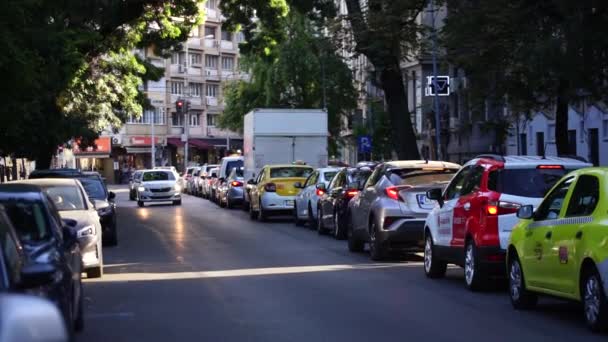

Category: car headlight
[138, 186, 146, 192]
[77, 225, 96, 238]
[174, 184, 182, 192]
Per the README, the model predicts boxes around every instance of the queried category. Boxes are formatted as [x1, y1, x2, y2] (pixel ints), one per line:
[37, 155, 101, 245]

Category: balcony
[205, 68, 219, 81]
[220, 40, 234, 50]
[187, 37, 202, 48]
[206, 97, 218, 106]
[204, 39, 220, 51]
[206, 126, 240, 138]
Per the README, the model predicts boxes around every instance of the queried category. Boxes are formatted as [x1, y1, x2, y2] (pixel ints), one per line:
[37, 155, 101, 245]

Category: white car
[136, 170, 182, 207]
[293, 167, 341, 226]
[195, 164, 218, 196]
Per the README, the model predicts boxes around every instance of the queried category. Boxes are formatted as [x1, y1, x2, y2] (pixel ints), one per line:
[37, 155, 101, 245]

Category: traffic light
[176, 100, 184, 114]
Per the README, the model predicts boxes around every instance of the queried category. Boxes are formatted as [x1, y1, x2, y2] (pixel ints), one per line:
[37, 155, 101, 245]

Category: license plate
[285, 200, 295, 207]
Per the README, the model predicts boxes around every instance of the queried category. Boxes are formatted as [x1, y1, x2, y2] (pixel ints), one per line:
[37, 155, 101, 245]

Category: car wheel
[347, 220, 364, 253]
[307, 203, 317, 230]
[294, 203, 304, 226]
[226, 197, 234, 209]
[137, 200, 144, 208]
[582, 265, 608, 332]
[173, 200, 182, 206]
[317, 207, 328, 235]
[63, 293, 75, 338]
[86, 266, 103, 279]
[249, 201, 258, 220]
[74, 281, 84, 332]
[129, 191, 134, 201]
[369, 220, 385, 261]
[509, 252, 537, 310]
[424, 234, 447, 278]
[333, 211, 346, 240]
[464, 240, 486, 291]
[258, 198, 267, 222]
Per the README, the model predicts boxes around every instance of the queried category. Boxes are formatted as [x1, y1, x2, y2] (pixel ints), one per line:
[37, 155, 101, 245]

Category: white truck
[243, 108, 329, 182]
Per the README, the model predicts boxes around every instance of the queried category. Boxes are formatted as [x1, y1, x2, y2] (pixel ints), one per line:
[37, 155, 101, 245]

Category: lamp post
[430, 0, 442, 160]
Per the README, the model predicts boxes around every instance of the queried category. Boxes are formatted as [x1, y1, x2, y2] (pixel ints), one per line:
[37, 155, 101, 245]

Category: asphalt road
[78, 186, 604, 342]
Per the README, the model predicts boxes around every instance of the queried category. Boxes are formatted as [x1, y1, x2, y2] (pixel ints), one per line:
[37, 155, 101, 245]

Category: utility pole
[430, 0, 442, 160]
[151, 108, 156, 168]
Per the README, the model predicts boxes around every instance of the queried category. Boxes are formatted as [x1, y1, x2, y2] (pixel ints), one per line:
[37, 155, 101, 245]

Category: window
[444, 166, 472, 200]
[206, 0, 217, 9]
[190, 53, 202, 65]
[127, 107, 165, 124]
[207, 114, 218, 127]
[224, 160, 244, 178]
[190, 114, 199, 127]
[323, 171, 338, 183]
[387, 168, 458, 187]
[329, 172, 346, 189]
[547, 123, 556, 142]
[143, 171, 175, 181]
[204, 26, 216, 39]
[222, 56, 234, 71]
[304, 172, 319, 187]
[44, 186, 86, 211]
[2, 200, 51, 242]
[364, 166, 383, 188]
[221, 30, 232, 41]
[172, 112, 183, 126]
[534, 177, 574, 221]
[348, 169, 372, 189]
[190, 83, 202, 97]
[78, 178, 107, 200]
[205, 55, 218, 68]
[488, 167, 571, 198]
[206, 83, 219, 97]
[459, 166, 485, 196]
[171, 52, 185, 65]
[269, 167, 313, 179]
[566, 175, 600, 217]
[190, 25, 200, 37]
[0, 213, 22, 285]
[170, 81, 183, 95]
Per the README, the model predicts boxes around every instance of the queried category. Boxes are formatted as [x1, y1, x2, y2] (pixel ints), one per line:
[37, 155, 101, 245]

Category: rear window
[270, 167, 313, 178]
[488, 168, 571, 198]
[1, 200, 51, 242]
[323, 172, 338, 182]
[79, 178, 106, 200]
[348, 170, 372, 186]
[225, 160, 244, 178]
[143, 171, 175, 181]
[388, 169, 457, 186]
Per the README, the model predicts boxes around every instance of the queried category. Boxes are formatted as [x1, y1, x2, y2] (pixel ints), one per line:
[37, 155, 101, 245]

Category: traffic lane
[79, 191, 603, 342]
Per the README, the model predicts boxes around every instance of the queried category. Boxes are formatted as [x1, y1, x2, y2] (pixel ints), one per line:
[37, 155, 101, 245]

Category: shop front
[167, 138, 244, 170]
[73, 137, 114, 183]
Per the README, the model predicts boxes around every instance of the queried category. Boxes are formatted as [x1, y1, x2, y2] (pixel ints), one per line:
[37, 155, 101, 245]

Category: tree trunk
[555, 79, 570, 155]
[380, 67, 421, 160]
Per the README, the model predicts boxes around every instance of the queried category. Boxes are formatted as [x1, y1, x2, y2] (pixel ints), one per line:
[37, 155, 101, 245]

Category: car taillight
[537, 165, 563, 169]
[383, 217, 397, 228]
[265, 183, 276, 192]
[231, 181, 243, 187]
[384, 185, 412, 201]
[486, 201, 521, 215]
[316, 189, 325, 196]
[345, 190, 359, 198]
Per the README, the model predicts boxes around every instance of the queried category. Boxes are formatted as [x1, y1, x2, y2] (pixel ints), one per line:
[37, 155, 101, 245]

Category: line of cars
[199, 154, 608, 332]
[0, 167, 122, 340]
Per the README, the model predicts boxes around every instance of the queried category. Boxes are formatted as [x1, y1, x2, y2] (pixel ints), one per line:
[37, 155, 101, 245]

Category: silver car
[128, 170, 143, 201]
[218, 167, 245, 208]
[293, 167, 340, 227]
[23, 179, 104, 278]
[202, 167, 219, 199]
[348, 161, 460, 260]
[136, 170, 182, 207]
[195, 164, 218, 196]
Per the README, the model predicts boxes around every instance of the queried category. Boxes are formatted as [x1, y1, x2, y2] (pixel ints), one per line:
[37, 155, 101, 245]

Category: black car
[316, 166, 374, 240]
[29, 168, 82, 179]
[0, 184, 84, 334]
[78, 177, 117, 246]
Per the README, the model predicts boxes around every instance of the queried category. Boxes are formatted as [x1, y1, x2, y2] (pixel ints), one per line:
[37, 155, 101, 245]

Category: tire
[464, 240, 487, 291]
[257, 198, 267, 222]
[74, 282, 84, 332]
[137, 201, 144, 208]
[63, 295, 75, 339]
[582, 265, 608, 332]
[86, 266, 103, 279]
[173, 200, 182, 206]
[347, 222, 364, 253]
[249, 201, 257, 220]
[294, 204, 304, 226]
[424, 234, 447, 278]
[317, 207, 329, 235]
[508, 252, 538, 310]
[308, 203, 317, 230]
[333, 211, 346, 240]
[368, 220, 385, 261]
[129, 191, 134, 201]
[226, 197, 233, 209]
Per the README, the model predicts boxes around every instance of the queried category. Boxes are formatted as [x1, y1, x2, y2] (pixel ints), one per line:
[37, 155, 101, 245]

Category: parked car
[129, 170, 143, 201]
[249, 164, 314, 221]
[181, 167, 197, 192]
[154, 166, 177, 174]
[136, 170, 182, 207]
[0, 184, 84, 334]
[187, 167, 202, 195]
[507, 167, 608, 332]
[423, 155, 591, 290]
[77, 176, 117, 246]
[293, 167, 341, 228]
[195, 164, 218, 196]
[314, 165, 375, 240]
[19, 179, 104, 278]
[218, 167, 245, 208]
[29, 168, 82, 179]
[202, 168, 219, 199]
[0, 294, 69, 342]
[348, 160, 461, 260]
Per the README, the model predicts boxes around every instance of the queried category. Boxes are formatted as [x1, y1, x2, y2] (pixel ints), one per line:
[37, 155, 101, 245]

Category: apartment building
[110, 0, 245, 172]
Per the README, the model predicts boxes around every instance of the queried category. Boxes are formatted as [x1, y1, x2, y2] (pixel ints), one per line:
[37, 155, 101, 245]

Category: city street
[79, 187, 603, 342]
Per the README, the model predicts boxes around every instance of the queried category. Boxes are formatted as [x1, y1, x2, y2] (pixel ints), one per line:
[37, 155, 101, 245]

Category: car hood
[141, 181, 176, 189]
[59, 210, 98, 228]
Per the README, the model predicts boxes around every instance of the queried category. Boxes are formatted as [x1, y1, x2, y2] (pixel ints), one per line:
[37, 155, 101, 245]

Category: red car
[424, 155, 591, 290]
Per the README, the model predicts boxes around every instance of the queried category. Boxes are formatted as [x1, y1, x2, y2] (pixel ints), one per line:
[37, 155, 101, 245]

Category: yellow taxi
[249, 164, 313, 221]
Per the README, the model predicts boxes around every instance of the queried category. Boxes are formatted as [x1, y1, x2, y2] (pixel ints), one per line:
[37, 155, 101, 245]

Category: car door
[549, 175, 600, 295]
[354, 166, 383, 236]
[452, 165, 485, 248]
[522, 176, 575, 289]
[253, 169, 266, 210]
[306, 171, 319, 214]
[435, 165, 472, 248]
[297, 172, 315, 218]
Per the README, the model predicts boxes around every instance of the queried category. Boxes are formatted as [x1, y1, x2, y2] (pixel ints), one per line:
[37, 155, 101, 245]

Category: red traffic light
[176, 100, 184, 108]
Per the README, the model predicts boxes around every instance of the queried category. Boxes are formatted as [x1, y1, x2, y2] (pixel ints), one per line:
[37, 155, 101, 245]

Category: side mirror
[19, 263, 57, 289]
[294, 182, 303, 189]
[316, 183, 326, 191]
[517, 205, 534, 220]
[0, 294, 68, 342]
[426, 188, 444, 207]
[108, 191, 116, 200]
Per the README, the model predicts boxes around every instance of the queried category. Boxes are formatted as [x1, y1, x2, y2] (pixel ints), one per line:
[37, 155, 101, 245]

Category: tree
[442, 0, 608, 155]
[219, 10, 357, 156]
[0, 0, 202, 168]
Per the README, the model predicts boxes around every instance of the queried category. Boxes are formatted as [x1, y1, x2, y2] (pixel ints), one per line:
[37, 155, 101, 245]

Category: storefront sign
[130, 136, 163, 146]
[73, 137, 111, 156]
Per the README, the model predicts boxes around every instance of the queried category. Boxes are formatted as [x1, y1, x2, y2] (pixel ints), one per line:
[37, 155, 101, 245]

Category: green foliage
[219, 10, 357, 157]
[0, 0, 203, 166]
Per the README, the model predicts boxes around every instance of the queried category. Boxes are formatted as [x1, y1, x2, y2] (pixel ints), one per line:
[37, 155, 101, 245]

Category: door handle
[545, 231, 552, 239]
[576, 231, 583, 240]
[463, 202, 471, 211]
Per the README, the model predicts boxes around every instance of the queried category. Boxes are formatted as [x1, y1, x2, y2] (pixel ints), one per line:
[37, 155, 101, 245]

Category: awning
[167, 138, 239, 149]
[125, 147, 152, 154]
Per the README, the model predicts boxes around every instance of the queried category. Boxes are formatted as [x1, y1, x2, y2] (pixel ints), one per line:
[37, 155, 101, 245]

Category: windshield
[225, 160, 244, 178]
[389, 169, 457, 186]
[44, 185, 86, 211]
[78, 178, 106, 200]
[323, 171, 338, 182]
[348, 170, 372, 186]
[488, 168, 572, 198]
[234, 167, 244, 177]
[143, 171, 175, 181]
[270, 167, 313, 178]
[1, 200, 51, 242]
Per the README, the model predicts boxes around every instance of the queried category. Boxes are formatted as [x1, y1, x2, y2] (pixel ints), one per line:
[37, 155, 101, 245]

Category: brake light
[231, 181, 243, 187]
[486, 201, 521, 215]
[384, 185, 412, 201]
[264, 183, 276, 192]
[487, 205, 498, 215]
[537, 165, 563, 169]
[346, 190, 359, 198]
[316, 189, 325, 196]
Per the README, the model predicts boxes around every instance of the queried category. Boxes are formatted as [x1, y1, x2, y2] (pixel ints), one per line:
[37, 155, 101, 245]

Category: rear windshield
[323, 172, 338, 182]
[79, 178, 106, 200]
[45, 186, 86, 211]
[224, 160, 244, 178]
[1, 200, 51, 242]
[388, 169, 457, 186]
[488, 168, 571, 198]
[234, 168, 244, 177]
[348, 170, 372, 186]
[270, 167, 313, 178]
[143, 171, 175, 181]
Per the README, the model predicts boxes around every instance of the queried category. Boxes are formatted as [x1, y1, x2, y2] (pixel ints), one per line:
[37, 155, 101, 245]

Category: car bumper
[261, 193, 296, 212]
[227, 188, 244, 202]
[475, 246, 506, 277]
[138, 191, 181, 202]
[378, 218, 426, 251]
[79, 235, 101, 268]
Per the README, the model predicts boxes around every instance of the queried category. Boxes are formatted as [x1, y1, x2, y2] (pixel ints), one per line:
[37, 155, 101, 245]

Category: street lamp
[430, 0, 442, 160]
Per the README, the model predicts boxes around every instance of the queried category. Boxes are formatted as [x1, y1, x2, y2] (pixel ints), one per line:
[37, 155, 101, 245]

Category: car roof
[384, 160, 461, 170]
[0, 184, 45, 201]
[14, 179, 80, 187]
[267, 164, 314, 169]
[469, 155, 592, 169]
[222, 156, 244, 161]
[317, 167, 342, 173]
[29, 168, 82, 178]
